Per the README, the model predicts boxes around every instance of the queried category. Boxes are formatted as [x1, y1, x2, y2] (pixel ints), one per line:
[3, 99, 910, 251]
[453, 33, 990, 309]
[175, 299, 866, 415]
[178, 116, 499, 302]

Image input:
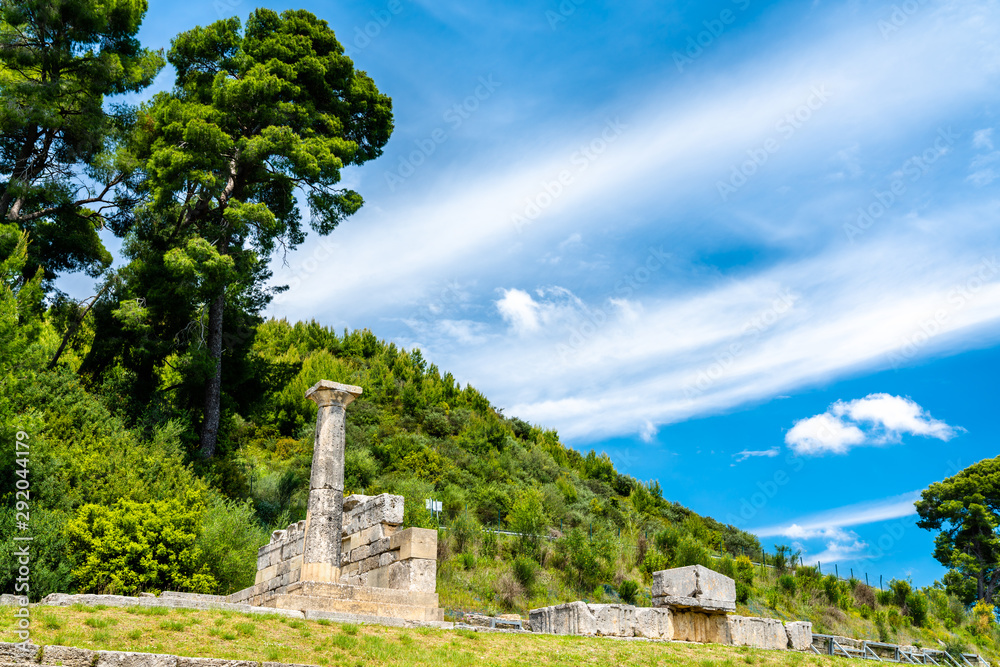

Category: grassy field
[0, 604, 838, 667]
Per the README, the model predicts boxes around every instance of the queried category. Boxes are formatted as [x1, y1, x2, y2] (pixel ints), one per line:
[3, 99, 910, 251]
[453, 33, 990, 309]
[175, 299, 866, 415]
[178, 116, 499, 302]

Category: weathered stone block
[42, 646, 95, 667]
[635, 607, 673, 640]
[96, 651, 178, 667]
[727, 615, 787, 650]
[379, 551, 396, 568]
[671, 611, 731, 644]
[387, 558, 436, 592]
[0, 642, 40, 663]
[175, 658, 258, 667]
[785, 621, 812, 651]
[350, 545, 371, 563]
[652, 565, 736, 613]
[588, 604, 636, 637]
[529, 601, 597, 636]
[390, 528, 437, 561]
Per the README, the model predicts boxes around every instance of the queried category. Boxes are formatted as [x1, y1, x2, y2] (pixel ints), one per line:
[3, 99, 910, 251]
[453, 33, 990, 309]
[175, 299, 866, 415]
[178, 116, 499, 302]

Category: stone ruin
[530, 564, 813, 650]
[225, 380, 443, 622]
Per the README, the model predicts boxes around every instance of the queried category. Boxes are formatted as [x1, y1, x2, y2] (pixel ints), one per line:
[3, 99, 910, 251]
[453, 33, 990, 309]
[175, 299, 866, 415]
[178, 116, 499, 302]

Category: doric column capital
[305, 380, 363, 408]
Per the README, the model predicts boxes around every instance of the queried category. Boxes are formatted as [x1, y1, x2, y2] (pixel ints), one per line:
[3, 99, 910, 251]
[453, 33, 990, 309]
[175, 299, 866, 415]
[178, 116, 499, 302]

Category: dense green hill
[1, 314, 996, 660]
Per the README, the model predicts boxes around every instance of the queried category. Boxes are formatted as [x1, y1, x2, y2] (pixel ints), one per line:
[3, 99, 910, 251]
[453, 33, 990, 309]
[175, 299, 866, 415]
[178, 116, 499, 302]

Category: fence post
[865, 573, 869, 587]
[880, 575, 883, 591]
[835, 564, 839, 579]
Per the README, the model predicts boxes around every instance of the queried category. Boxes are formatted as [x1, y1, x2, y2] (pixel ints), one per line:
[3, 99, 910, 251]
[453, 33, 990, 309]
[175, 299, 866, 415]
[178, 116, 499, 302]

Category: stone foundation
[652, 565, 736, 613]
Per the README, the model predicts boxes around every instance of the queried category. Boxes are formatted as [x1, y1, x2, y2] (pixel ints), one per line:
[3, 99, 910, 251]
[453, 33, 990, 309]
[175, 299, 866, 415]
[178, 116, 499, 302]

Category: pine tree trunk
[199, 289, 225, 458]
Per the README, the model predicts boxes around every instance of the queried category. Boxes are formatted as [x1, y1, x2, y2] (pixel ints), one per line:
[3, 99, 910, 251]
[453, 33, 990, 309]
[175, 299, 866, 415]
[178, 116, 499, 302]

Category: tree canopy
[916, 456, 1000, 605]
[0, 0, 163, 288]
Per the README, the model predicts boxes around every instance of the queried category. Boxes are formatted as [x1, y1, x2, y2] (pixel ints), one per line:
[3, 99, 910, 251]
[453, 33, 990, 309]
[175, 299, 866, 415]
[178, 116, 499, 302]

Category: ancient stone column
[300, 380, 362, 583]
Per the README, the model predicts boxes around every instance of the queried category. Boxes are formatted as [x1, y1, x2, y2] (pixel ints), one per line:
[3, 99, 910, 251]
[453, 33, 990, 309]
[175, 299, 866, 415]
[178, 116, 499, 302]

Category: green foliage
[618, 580, 639, 606]
[512, 556, 537, 591]
[876, 590, 895, 606]
[917, 456, 1000, 604]
[906, 592, 929, 627]
[673, 536, 712, 569]
[194, 494, 271, 594]
[0, 0, 162, 287]
[778, 574, 796, 595]
[734, 555, 754, 605]
[889, 579, 912, 607]
[65, 494, 216, 595]
[508, 488, 548, 559]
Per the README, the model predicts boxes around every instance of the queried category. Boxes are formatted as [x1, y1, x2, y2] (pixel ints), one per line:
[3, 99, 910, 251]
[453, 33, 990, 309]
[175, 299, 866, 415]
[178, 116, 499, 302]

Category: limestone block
[175, 658, 257, 667]
[97, 651, 178, 667]
[343, 494, 404, 536]
[0, 642, 40, 663]
[42, 646, 95, 667]
[343, 494, 371, 512]
[390, 528, 437, 561]
[635, 607, 673, 640]
[379, 551, 397, 568]
[371, 537, 391, 556]
[652, 565, 736, 613]
[350, 545, 372, 563]
[727, 615, 787, 650]
[256, 564, 277, 586]
[588, 604, 636, 637]
[785, 621, 812, 651]
[528, 602, 597, 636]
[271, 529, 286, 544]
[671, 611, 731, 644]
[387, 558, 436, 592]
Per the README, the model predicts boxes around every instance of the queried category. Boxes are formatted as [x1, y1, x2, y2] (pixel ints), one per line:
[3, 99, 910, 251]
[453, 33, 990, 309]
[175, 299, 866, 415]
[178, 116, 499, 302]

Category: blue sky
[62, 0, 1000, 587]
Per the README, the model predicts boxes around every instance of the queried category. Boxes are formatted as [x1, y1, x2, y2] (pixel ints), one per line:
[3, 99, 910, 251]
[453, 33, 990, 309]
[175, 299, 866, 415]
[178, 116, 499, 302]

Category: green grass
[0, 605, 842, 667]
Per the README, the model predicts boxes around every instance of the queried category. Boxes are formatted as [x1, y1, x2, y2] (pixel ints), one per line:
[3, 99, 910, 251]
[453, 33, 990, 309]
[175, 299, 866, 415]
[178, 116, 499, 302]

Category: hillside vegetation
[1, 315, 997, 660]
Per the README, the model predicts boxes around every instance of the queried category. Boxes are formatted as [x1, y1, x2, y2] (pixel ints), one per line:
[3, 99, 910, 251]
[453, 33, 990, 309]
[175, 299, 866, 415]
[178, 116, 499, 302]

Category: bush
[734, 555, 754, 604]
[854, 583, 876, 608]
[494, 571, 525, 611]
[458, 552, 475, 570]
[778, 574, 796, 595]
[876, 590, 895, 606]
[481, 529, 498, 560]
[888, 579, 912, 607]
[195, 494, 270, 594]
[673, 536, 711, 569]
[508, 488, 548, 560]
[618, 580, 639, 606]
[512, 556, 537, 590]
[971, 600, 996, 636]
[714, 554, 736, 579]
[450, 512, 479, 554]
[641, 549, 670, 581]
[905, 592, 929, 627]
[560, 528, 603, 592]
[65, 493, 216, 595]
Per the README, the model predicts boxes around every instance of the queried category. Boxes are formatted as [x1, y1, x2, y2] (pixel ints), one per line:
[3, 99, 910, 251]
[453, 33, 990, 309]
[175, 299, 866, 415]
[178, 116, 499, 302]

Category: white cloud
[973, 128, 994, 150]
[785, 414, 866, 455]
[786, 394, 961, 455]
[495, 289, 541, 334]
[733, 447, 781, 462]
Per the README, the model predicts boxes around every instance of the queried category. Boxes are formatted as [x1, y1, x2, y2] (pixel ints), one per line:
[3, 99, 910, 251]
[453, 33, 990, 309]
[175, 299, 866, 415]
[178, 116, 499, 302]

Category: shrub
[873, 609, 890, 642]
[450, 513, 479, 554]
[458, 552, 475, 570]
[778, 574, 796, 595]
[641, 549, 670, 581]
[854, 583, 876, 608]
[876, 590, 895, 606]
[508, 488, 548, 560]
[772, 545, 795, 574]
[494, 571, 525, 610]
[618, 580, 639, 606]
[673, 536, 711, 569]
[481, 529, 498, 560]
[714, 554, 736, 579]
[888, 579, 912, 607]
[513, 556, 537, 590]
[560, 528, 603, 592]
[971, 600, 996, 636]
[905, 592, 929, 627]
[733, 555, 754, 604]
[65, 493, 216, 595]
[195, 494, 270, 595]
